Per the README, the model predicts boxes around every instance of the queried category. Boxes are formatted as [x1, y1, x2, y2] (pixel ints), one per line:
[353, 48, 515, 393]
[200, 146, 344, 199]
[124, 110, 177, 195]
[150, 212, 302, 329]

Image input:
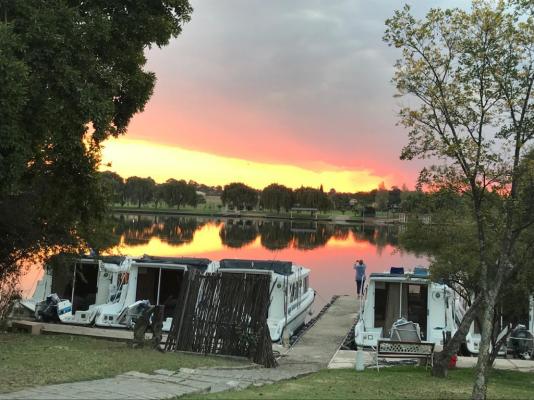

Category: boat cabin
[355, 267, 456, 348]
[93, 255, 216, 330]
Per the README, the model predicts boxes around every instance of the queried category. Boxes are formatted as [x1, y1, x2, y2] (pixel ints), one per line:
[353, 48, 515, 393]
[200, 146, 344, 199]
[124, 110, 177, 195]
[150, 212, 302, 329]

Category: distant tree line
[99, 171, 447, 214]
[99, 171, 204, 209]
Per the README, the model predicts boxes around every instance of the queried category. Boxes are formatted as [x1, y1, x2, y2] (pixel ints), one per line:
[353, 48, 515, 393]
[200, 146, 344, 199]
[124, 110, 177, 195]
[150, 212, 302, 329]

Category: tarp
[219, 259, 293, 275]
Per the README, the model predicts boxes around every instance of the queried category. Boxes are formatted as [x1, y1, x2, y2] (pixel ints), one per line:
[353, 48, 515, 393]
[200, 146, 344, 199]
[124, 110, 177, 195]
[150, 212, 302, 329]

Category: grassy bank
[111, 205, 374, 222]
[0, 333, 246, 393]
[186, 367, 534, 400]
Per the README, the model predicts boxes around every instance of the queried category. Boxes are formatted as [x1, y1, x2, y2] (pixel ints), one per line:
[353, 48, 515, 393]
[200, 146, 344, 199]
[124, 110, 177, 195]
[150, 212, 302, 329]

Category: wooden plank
[11, 320, 43, 335]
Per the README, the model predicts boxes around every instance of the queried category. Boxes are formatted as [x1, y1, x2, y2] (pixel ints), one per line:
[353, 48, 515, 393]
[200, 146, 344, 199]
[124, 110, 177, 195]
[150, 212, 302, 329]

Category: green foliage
[161, 179, 198, 209]
[185, 367, 534, 400]
[374, 182, 389, 211]
[385, 2, 534, 388]
[0, 333, 243, 394]
[293, 186, 331, 212]
[0, 0, 192, 283]
[260, 183, 293, 213]
[221, 183, 258, 211]
[125, 176, 156, 208]
[99, 171, 125, 205]
[329, 192, 352, 214]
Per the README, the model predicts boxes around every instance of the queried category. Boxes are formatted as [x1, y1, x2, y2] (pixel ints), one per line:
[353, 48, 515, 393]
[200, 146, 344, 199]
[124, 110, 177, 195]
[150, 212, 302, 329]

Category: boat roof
[219, 259, 293, 276]
[369, 266, 430, 283]
[134, 255, 212, 271]
[79, 255, 127, 264]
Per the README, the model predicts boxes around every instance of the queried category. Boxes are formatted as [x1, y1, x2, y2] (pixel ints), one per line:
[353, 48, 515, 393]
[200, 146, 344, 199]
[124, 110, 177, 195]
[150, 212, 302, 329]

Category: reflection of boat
[216, 259, 315, 342]
[354, 267, 457, 348]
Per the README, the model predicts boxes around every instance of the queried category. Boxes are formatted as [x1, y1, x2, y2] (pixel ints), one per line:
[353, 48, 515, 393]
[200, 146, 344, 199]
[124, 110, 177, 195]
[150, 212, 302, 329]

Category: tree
[99, 171, 125, 206]
[330, 192, 352, 214]
[388, 186, 402, 209]
[161, 179, 197, 209]
[385, 2, 534, 397]
[293, 186, 331, 212]
[0, 1, 192, 286]
[260, 184, 293, 213]
[221, 183, 258, 211]
[125, 176, 156, 208]
[374, 182, 389, 211]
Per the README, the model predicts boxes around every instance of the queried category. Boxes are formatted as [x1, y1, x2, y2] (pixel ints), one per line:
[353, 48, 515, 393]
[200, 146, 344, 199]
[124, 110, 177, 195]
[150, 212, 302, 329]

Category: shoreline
[111, 207, 402, 225]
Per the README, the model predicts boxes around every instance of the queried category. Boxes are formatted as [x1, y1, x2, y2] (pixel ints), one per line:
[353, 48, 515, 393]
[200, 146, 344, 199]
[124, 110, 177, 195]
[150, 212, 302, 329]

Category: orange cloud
[101, 137, 389, 192]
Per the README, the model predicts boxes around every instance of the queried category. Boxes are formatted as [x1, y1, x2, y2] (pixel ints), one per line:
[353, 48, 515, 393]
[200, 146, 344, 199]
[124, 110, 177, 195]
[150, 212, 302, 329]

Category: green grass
[185, 367, 534, 400]
[0, 333, 246, 393]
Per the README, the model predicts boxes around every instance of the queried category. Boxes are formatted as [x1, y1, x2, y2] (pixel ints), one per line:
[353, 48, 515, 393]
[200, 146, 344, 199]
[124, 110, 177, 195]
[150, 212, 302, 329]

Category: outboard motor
[509, 325, 533, 360]
[35, 294, 61, 322]
[116, 300, 151, 328]
[34, 293, 73, 323]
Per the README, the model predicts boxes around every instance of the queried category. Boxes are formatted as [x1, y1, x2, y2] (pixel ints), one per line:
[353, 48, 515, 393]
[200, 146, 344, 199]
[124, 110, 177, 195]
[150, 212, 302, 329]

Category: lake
[19, 213, 427, 312]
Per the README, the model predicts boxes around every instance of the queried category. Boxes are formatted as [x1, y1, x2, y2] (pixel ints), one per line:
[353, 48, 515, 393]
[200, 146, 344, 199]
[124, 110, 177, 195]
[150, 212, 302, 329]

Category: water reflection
[18, 214, 425, 312]
[112, 214, 400, 252]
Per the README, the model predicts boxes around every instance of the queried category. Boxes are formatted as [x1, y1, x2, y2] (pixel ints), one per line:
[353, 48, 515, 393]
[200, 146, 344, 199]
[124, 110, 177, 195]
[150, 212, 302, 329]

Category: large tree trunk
[432, 297, 481, 377]
[472, 293, 497, 400]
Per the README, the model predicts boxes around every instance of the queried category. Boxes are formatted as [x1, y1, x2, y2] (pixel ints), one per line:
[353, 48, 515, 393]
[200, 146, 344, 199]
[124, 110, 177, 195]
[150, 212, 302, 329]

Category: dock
[281, 295, 359, 367]
[10, 320, 162, 341]
[10, 295, 360, 368]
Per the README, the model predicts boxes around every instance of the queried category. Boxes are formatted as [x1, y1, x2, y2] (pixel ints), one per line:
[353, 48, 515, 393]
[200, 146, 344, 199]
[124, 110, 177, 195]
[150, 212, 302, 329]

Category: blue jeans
[356, 278, 365, 295]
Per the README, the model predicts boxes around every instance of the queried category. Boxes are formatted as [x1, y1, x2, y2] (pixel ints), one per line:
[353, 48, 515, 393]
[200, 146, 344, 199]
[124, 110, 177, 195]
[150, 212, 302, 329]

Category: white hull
[22, 256, 315, 341]
[268, 288, 315, 342]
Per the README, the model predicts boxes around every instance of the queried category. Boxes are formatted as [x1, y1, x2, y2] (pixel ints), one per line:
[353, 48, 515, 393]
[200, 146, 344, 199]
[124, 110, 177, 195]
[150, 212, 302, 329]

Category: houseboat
[19, 256, 315, 341]
[460, 295, 534, 356]
[216, 259, 315, 342]
[22, 255, 216, 331]
[354, 267, 457, 348]
[19, 256, 129, 320]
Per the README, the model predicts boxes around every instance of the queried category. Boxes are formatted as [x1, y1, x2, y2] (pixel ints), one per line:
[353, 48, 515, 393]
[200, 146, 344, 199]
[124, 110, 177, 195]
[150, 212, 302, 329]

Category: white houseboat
[354, 267, 457, 348]
[216, 259, 315, 342]
[22, 255, 216, 331]
[460, 295, 534, 356]
[20, 256, 315, 341]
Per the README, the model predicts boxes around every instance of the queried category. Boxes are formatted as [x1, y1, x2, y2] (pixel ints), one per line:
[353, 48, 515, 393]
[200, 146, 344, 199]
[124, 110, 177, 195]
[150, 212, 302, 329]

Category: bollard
[355, 349, 365, 371]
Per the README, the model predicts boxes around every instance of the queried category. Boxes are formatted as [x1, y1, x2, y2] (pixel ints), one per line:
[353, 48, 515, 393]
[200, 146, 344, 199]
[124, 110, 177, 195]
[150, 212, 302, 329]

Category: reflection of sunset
[114, 223, 225, 256]
[101, 138, 388, 192]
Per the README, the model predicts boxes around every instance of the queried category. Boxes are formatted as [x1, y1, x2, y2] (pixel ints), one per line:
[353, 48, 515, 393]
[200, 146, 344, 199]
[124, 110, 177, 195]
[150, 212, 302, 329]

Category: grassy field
[0, 333, 246, 393]
[185, 367, 534, 400]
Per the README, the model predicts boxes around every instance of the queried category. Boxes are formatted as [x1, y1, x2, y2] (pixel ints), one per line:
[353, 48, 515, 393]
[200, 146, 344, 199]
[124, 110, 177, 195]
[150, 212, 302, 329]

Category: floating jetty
[280, 295, 359, 367]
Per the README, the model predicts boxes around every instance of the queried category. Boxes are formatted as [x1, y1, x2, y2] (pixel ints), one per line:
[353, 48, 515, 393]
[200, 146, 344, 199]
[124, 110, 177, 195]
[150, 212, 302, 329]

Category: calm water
[20, 213, 427, 311]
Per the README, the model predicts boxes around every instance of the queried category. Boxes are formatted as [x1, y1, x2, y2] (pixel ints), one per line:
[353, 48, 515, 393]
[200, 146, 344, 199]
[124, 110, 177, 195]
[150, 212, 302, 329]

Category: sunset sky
[101, 0, 468, 192]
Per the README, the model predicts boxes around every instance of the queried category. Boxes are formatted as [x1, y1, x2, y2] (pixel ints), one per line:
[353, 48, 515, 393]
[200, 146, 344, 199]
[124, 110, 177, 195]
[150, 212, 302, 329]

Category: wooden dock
[281, 295, 359, 367]
[10, 320, 162, 341]
[10, 295, 359, 367]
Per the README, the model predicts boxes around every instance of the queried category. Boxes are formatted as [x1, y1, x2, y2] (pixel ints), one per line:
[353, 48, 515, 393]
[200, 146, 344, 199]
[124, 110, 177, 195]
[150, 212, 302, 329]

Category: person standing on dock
[354, 259, 366, 298]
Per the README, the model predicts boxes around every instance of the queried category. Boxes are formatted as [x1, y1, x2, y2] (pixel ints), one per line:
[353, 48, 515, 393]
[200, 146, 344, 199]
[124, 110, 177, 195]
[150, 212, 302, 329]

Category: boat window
[159, 269, 185, 319]
[409, 285, 421, 294]
[374, 284, 388, 331]
[51, 262, 98, 313]
[304, 276, 309, 292]
[407, 284, 428, 339]
[135, 267, 159, 305]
